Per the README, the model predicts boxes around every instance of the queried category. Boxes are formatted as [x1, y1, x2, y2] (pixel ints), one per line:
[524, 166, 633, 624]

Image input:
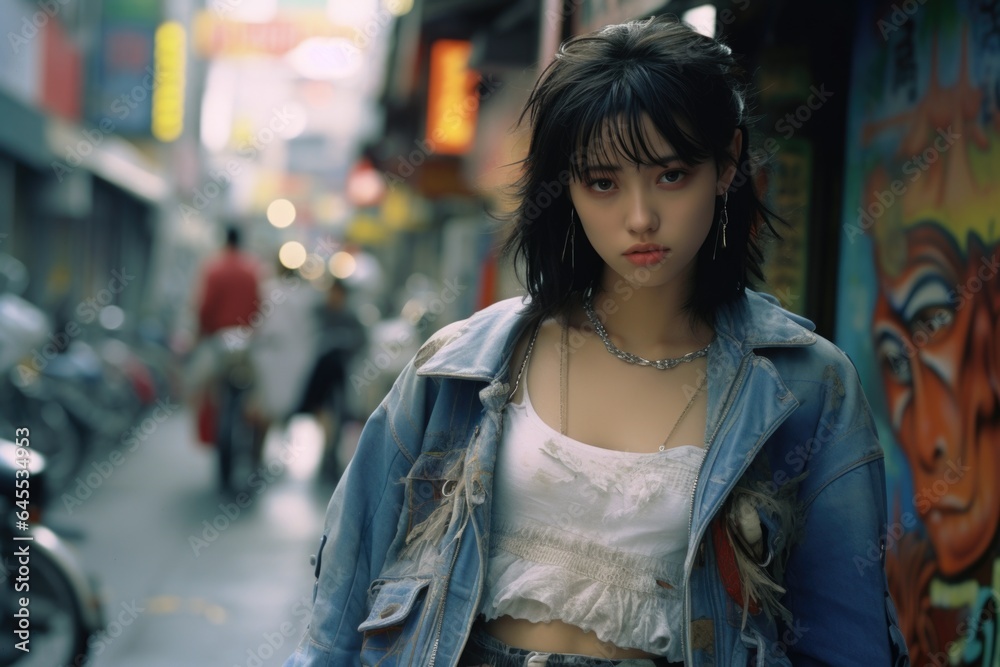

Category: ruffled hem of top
[478, 550, 684, 660]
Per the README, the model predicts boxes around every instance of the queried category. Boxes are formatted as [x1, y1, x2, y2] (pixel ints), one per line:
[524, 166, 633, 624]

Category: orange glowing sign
[425, 40, 478, 155]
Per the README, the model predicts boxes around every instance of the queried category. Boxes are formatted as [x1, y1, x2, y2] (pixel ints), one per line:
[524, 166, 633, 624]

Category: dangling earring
[562, 209, 577, 269]
[713, 192, 729, 260]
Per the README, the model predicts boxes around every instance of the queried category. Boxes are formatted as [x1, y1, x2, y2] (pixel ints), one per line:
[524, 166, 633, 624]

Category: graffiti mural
[836, 1, 1000, 665]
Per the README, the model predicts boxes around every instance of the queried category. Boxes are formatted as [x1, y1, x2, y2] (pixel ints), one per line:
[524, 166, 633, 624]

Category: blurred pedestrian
[295, 278, 366, 477]
[250, 259, 320, 426]
[188, 225, 261, 447]
[195, 226, 260, 339]
[286, 15, 908, 667]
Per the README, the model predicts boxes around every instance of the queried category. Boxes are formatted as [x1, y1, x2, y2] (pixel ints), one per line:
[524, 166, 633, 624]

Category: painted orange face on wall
[872, 223, 1000, 576]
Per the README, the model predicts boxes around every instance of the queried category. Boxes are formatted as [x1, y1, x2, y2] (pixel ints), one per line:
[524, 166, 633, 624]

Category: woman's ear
[717, 127, 744, 195]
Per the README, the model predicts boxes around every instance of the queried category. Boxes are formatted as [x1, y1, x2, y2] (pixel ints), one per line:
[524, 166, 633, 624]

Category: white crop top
[478, 380, 704, 660]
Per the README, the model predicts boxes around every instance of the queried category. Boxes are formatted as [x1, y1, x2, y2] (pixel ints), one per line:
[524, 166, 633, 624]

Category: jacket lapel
[690, 354, 801, 540]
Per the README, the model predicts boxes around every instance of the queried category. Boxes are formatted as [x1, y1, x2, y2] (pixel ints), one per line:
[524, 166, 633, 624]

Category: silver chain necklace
[583, 288, 712, 370]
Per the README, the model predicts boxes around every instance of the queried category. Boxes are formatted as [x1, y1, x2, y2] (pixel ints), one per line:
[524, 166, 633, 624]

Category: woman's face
[568, 114, 739, 291]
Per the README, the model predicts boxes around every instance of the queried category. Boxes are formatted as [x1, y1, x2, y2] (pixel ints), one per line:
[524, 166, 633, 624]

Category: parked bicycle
[196, 327, 264, 493]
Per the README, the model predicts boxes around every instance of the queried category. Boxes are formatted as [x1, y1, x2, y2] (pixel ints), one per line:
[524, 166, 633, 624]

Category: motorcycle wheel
[0, 539, 92, 666]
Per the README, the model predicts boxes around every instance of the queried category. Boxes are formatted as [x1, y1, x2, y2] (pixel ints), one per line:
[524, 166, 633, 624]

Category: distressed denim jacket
[286, 290, 909, 667]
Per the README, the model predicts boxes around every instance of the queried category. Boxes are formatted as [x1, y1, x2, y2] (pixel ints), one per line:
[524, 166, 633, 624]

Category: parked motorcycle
[0, 254, 171, 501]
[0, 437, 104, 666]
[0, 262, 87, 502]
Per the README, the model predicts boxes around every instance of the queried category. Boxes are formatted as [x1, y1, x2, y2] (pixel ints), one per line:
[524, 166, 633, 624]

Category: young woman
[285, 15, 909, 667]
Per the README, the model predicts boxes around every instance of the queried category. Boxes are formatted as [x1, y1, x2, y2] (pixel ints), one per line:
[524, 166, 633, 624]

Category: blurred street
[0, 0, 996, 664]
[48, 411, 334, 667]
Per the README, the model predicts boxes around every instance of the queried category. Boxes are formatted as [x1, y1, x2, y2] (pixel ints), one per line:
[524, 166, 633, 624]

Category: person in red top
[197, 226, 260, 336]
[190, 225, 262, 449]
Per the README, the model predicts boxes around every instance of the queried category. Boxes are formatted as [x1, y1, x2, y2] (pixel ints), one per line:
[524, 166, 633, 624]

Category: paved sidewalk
[48, 408, 335, 667]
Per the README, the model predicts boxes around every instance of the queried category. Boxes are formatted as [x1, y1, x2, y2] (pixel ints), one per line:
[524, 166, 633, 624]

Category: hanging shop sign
[193, 11, 356, 57]
[425, 39, 478, 156]
[151, 21, 186, 142]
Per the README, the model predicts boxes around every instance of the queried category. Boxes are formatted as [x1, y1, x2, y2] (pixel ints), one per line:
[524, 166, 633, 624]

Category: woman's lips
[624, 246, 669, 266]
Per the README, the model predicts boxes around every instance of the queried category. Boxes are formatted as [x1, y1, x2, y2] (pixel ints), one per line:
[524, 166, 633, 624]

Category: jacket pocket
[359, 577, 432, 663]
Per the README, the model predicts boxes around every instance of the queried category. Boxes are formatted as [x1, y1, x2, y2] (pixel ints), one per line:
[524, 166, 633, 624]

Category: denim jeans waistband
[459, 625, 683, 667]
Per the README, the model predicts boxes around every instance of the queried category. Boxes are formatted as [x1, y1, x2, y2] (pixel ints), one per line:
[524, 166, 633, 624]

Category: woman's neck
[581, 273, 713, 356]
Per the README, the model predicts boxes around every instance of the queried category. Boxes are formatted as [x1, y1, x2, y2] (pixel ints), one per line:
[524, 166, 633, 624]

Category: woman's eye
[660, 170, 685, 184]
[588, 178, 615, 192]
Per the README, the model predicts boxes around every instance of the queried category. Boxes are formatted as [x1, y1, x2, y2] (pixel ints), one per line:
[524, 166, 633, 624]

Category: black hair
[500, 14, 779, 326]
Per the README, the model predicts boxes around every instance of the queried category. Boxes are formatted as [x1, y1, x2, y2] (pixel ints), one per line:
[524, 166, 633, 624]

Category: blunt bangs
[565, 72, 714, 182]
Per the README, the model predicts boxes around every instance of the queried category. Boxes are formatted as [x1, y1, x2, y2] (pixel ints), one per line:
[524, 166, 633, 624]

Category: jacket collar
[714, 290, 816, 350]
[415, 297, 534, 381]
[415, 289, 816, 380]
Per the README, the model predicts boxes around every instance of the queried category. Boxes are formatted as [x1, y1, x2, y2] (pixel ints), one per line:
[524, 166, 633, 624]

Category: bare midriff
[482, 615, 660, 659]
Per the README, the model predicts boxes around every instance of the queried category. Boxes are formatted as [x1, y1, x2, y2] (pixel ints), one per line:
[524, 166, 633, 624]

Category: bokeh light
[278, 241, 307, 268]
[267, 199, 296, 228]
[328, 251, 357, 278]
[385, 0, 414, 16]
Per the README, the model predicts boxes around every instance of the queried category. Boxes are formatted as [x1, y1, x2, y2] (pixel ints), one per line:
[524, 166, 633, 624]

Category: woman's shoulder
[413, 296, 532, 373]
[735, 290, 860, 374]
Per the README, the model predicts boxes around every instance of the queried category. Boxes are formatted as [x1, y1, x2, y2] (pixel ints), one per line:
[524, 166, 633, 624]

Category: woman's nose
[624, 189, 659, 234]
